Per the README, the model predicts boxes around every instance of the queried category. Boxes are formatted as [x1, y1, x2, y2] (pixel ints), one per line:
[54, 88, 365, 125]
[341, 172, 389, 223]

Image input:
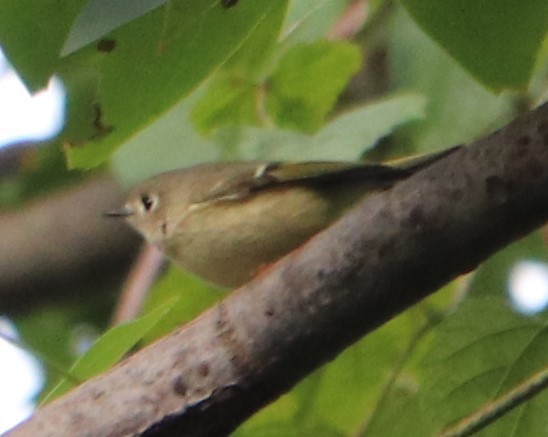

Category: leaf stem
[440, 366, 548, 437]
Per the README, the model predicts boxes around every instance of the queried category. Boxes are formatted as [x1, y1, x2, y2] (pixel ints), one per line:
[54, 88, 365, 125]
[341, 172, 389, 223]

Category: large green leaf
[420, 296, 548, 436]
[236, 423, 344, 437]
[389, 6, 512, 154]
[266, 41, 362, 133]
[43, 298, 177, 402]
[192, 40, 361, 135]
[414, 233, 548, 435]
[235, 285, 458, 437]
[190, 0, 289, 135]
[400, 0, 548, 91]
[140, 267, 223, 344]
[236, 93, 427, 161]
[191, 75, 263, 134]
[110, 91, 220, 187]
[341, 234, 548, 436]
[0, 0, 88, 90]
[363, 303, 548, 436]
[62, 0, 288, 169]
[61, 0, 167, 56]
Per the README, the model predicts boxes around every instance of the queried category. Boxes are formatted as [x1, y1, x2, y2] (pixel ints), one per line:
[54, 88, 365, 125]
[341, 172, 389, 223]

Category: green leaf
[110, 89, 220, 186]
[420, 297, 548, 436]
[361, 386, 434, 437]
[191, 8, 348, 136]
[266, 41, 362, 132]
[0, 0, 88, 90]
[237, 93, 427, 160]
[281, 0, 348, 46]
[15, 288, 116, 399]
[236, 423, 344, 437]
[43, 297, 177, 403]
[389, 6, 512, 154]
[400, 0, 548, 91]
[191, 76, 262, 134]
[310, 93, 426, 158]
[237, 296, 451, 436]
[415, 233, 548, 434]
[358, 287, 461, 437]
[141, 267, 223, 344]
[61, 0, 167, 56]
[190, 0, 287, 135]
[364, 234, 548, 436]
[469, 231, 548, 299]
[59, 0, 288, 169]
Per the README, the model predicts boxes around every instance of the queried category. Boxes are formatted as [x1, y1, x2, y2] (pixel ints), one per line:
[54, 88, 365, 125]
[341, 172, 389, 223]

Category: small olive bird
[107, 147, 458, 287]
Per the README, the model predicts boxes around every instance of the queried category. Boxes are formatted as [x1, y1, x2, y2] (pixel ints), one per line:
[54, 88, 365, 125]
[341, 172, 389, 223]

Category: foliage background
[0, 0, 547, 435]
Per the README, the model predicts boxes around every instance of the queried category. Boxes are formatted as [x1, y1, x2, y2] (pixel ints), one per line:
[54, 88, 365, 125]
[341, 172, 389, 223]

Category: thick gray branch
[0, 176, 140, 311]
[8, 102, 548, 436]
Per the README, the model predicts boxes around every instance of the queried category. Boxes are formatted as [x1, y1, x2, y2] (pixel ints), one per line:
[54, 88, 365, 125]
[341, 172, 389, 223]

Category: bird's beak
[104, 205, 134, 218]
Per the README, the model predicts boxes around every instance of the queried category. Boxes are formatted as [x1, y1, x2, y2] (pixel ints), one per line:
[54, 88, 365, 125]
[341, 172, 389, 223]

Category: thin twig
[328, 0, 368, 40]
[110, 244, 165, 326]
[440, 366, 548, 437]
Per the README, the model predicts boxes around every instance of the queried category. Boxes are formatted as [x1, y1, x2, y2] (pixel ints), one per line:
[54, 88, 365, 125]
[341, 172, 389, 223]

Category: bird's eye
[140, 194, 155, 212]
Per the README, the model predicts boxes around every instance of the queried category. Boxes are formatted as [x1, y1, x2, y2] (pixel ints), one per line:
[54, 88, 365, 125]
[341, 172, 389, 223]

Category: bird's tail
[388, 145, 462, 173]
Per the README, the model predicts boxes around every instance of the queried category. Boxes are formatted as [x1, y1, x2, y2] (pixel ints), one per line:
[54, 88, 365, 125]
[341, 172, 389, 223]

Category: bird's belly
[163, 187, 341, 288]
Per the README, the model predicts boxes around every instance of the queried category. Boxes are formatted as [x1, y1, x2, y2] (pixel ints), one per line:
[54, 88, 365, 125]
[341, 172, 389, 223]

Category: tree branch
[7, 102, 548, 436]
[0, 175, 140, 312]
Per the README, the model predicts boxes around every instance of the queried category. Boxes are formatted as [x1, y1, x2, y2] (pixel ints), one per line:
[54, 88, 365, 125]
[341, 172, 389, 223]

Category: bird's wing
[199, 146, 460, 204]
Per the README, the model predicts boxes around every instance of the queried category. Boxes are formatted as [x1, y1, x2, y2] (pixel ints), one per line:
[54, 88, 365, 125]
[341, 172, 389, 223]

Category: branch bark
[7, 102, 548, 436]
[0, 175, 140, 311]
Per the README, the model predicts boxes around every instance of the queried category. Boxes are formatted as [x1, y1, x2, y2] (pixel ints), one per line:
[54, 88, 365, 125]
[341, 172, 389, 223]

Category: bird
[107, 147, 459, 288]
